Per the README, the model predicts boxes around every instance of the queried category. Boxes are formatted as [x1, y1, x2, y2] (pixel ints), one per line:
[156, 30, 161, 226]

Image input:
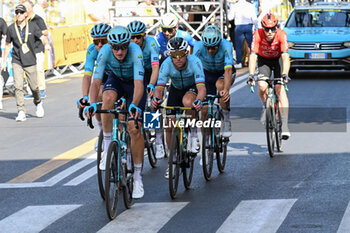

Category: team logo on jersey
[144, 111, 161, 129]
[138, 54, 143, 59]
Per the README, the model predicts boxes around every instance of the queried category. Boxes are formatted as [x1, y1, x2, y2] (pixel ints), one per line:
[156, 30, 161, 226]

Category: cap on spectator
[15, 5, 27, 12]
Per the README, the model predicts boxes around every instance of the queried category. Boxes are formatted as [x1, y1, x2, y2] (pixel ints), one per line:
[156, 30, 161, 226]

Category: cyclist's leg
[217, 73, 234, 137]
[257, 56, 272, 104]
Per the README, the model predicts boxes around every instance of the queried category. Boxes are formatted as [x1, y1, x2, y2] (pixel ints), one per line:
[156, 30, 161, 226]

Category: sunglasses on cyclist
[15, 11, 25, 15]
[111, 43, 129, 51]
[170, 51, 187, 58]
[162, 28, 175, 33]
[263, 27, 277, 33]
[131, 33, 145, 40]
[93, 38, 108, 46]
[205, 45, 219, 51]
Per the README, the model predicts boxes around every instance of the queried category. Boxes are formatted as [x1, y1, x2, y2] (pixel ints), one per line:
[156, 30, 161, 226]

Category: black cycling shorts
[257, 56, 283, 85]
[166, 84, 197, 115]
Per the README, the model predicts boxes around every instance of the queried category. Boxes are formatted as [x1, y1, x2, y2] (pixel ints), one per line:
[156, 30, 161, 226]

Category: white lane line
[230, 73, 249, 95]
[337, 201, 350, 233]
[0, 153, 96, 189]
[0, 204, 81, 233]
[64, 166, 97, 186]
[97, 202, 189, 233]
[216, 199, 297, 233]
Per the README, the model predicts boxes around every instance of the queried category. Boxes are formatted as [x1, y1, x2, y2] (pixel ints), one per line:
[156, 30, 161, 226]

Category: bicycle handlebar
[206, 94, 222, 101]
[78, 101, 90, 121]
[86, 108, 129, 129]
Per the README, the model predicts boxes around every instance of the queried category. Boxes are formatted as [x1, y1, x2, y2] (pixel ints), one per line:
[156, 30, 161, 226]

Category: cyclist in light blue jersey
[85, 26, 146, 199]
[77, 23, 111, 151]
[155, 13, 197, 64]
[152, 37, 206, 166]
[193, 25, 236, 137]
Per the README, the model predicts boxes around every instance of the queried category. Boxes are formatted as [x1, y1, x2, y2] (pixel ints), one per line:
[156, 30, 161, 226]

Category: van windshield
[285, 10, 350, 27]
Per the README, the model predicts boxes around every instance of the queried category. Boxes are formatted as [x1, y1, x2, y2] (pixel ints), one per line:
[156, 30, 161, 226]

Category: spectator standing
[229, 0, 258, 69]
[1, 4, 50, 122]
[0, 17, 8, 110]
[23, 0, 48, 99]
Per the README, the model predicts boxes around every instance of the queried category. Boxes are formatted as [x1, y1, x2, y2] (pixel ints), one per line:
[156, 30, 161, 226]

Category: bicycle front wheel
[275, 105, 282, 152]
[183, 129, 194, 189]
[266, 100, 276, 157]
[123, 133, 133, 209]
[105, 141, 121, 220]
[97, 130, 105, 200]
[169, 127, 181, 199]
[202, 117, 214, 181]
[215, 110, 227, 173]
[144, 129, 157, 168]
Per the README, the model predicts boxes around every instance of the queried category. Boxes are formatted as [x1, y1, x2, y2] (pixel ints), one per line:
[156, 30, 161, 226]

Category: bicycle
[202, 95, 229, 181]
[158, 105, 199, 199]
[87, 106, 135, 220]
[249, 79, 288, 157]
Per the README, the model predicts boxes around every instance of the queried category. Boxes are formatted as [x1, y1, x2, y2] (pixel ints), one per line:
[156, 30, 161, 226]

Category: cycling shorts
[103, 72, 147, 121]
[144, 69, 152, 86]
[166, 84, 197, 115]
[257, 56, 284, 85]
[101, 72, 109, 85]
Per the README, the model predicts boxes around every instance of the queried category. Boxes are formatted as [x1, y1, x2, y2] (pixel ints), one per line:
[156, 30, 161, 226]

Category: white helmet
[160, 13, 178, 28]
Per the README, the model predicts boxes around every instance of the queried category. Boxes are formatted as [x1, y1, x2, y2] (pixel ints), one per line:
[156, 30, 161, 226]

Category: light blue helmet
[90, 23, 111, 38]
[127, 21, 146, 34]
[107, 26, 131, 45]
[201, 25, 222, 47]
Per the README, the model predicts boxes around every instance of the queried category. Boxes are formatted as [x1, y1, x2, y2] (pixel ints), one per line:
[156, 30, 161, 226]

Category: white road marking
[64, 166, 97, 186]
[337, 201, 350, 233]
[230, 73, 249, 94]
[216, 199, 297, 233]
[0, 153, 96, 189]
[0, 205, 81, 233]
[97, 202, 188, 233]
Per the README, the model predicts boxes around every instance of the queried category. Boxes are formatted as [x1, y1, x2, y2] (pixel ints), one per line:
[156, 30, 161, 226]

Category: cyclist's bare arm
[150, 64, 160, 87]
[223, 66, 233, 91]
[248, 53, 258, 77]
[82, 74, 92, 99]
[196, 85, 206, 102]
[89, 78, 102, 104]
[132, 80, 144, 107]
[281, 52, 290, 76]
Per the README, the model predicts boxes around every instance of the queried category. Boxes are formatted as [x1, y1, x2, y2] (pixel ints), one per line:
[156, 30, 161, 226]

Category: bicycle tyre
[105, 141, 120, 220]
[216, 110, 227, 173]
[144, 129, 157, 168]
[97, 130, 105, 200]
[123, 133, 133, 209]
[202, 115, 214, 181]
[183, 129, 194, 189]
[275, 104, 282, 152]
[169, 127, 181, 199]
[266, 100, 275, 157]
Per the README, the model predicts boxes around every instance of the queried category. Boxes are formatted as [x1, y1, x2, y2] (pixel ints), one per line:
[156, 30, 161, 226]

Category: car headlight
[288, 42, 295, 48]
[344, 42, 350, 48]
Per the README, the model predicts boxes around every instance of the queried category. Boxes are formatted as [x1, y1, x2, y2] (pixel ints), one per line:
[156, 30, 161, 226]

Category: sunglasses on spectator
[131, 33, 145, 40]
[15, 11, 25, 15]
[263, 27, 277, 33]
[205, 45, 219, 51]
[170, 51, 187, 58]
[111, 43, 129, 51]
[93, 38, 108, 45]
[162, 28, 175, 33]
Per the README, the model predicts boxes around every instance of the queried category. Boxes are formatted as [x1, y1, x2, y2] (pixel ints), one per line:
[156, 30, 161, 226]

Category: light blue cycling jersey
[84, 43, 112, 76]
[156, 54, 205, 90]
[142, 36, 159, 71]
[155, 29, 197, 59]
[93, 42, 144, 82]
[193, 38, 233, 73]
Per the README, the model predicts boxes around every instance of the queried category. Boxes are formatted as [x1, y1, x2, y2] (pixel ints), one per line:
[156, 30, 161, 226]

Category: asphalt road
[0, 71, 350, 233]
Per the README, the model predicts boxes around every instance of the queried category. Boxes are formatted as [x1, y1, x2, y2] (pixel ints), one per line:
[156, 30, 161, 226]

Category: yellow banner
[44, 24, 94, 69]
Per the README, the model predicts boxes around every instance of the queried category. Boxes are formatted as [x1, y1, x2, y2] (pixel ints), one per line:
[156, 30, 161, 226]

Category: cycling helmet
[91, 23, 112, 38]
[127, 20, 146, 34]
[201, 25, 222, 47]
[107, 26, 131, 44]
[261, 13, 278, 28]
[160, 13, 178, 28]
[167, 37, 188, 53]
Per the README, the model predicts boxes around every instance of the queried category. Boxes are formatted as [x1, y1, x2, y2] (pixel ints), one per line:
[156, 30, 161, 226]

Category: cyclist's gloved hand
[192, 99, 203, 111]
[152, 97, 161, 109]
[282, 74, 291, 84]
[116, 97, 126, 109]
[147, 83, 155, 93]
[84, 102, 97, 118]
[129, 103, 142, 118]
[247, 74, 255, 86]
[77, 96, 89, 108]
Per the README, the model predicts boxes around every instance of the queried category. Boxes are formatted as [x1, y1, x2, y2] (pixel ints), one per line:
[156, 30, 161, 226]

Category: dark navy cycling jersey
[84, 43, 111, 77]
[156, 54, 205, 90]
[142, 36, 159, 71]
[93, 42, 144, 82]
[193, 38, 233, 73]
[155, 29, 196, 59]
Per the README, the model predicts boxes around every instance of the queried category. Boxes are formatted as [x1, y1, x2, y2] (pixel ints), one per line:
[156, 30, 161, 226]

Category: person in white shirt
[228, 0, 258, 69]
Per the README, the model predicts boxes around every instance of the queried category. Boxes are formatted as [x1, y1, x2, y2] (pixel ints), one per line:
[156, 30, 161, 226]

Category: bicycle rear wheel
[266, 100, 276, 157]
[144, 129, 157, 168]
[169, 128, 181, 199]
[183, 129, 194, 189]
[202, 117, 214, 181]
[275, 104, 282, 152]
[123, 133, 133, 209]
[105, 141, 121, 220]
[215, 110, 227, 173]
[97, 130, 105, 200]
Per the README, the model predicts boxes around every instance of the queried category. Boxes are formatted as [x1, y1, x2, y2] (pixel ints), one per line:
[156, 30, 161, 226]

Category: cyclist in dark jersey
[247, 13, 291, 139]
